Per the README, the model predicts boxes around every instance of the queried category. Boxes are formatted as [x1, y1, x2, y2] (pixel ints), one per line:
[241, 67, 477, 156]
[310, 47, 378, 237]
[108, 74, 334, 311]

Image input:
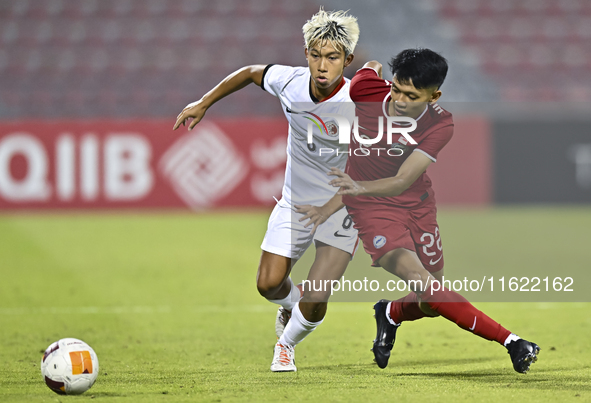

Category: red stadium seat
[433, 0, 591, 101]
[1, 0, 331, 117]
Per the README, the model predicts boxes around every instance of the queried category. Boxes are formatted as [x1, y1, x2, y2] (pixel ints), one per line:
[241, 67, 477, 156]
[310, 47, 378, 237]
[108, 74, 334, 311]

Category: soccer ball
[40, 338, 99, 395]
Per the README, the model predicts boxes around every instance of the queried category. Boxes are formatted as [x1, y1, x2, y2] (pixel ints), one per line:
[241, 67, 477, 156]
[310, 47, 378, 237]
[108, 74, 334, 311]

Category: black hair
[388, 48, 448, 90]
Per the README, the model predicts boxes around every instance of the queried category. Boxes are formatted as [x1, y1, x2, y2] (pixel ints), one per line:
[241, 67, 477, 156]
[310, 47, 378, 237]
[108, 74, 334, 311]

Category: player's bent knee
[402, 270, 432, 295]
[256, 278, 284, 298]
[256, 268, 286, 298]
[256, 252, 291, 298]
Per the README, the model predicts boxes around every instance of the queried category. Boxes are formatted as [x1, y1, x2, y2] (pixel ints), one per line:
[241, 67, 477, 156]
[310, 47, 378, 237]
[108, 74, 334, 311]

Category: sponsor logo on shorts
[333, 231, 349, 238]
[373, 235, 386, 249]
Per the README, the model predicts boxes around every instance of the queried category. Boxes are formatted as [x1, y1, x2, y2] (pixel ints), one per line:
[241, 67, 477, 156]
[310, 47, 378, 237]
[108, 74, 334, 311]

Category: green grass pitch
[0, 207, 590, 402]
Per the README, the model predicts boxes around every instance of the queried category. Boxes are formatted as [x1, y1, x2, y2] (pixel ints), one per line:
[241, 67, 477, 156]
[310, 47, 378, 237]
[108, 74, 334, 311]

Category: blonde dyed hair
[303, 8, 360, 56]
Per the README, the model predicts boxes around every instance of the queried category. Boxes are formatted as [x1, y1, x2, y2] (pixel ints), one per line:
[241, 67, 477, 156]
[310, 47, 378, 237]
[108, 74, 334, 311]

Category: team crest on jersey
[373, 235, 387, 249]
[390, 135, 410, 154]
[390, 142, 409, 154]
[325, 121, 339, 137]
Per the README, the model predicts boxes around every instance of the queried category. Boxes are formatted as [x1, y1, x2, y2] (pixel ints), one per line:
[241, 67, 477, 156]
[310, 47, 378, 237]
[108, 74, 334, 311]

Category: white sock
[504, 333, 521, 347]
[279, 302, 322, 347]
[268, 279, 301, 312]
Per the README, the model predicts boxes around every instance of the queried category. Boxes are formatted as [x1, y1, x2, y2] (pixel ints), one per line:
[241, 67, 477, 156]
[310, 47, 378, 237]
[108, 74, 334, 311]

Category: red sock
[388, 292, 428, 324]
[421, 285, 511, 345]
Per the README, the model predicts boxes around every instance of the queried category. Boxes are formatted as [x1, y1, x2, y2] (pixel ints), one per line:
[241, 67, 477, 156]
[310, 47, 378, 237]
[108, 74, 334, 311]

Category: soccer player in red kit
[304, 48, 540, 373]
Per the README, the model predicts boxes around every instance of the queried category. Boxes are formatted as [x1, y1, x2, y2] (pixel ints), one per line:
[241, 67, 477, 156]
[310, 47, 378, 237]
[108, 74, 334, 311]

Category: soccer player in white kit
[173, 9, 360, 372]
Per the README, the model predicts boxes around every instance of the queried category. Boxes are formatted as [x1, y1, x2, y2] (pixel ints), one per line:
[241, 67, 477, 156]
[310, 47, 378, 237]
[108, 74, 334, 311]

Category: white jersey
[262, 64, 354, 206]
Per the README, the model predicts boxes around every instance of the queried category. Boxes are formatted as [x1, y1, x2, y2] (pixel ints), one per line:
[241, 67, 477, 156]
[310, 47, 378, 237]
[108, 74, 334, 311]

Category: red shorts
[348, 199, 444, 273]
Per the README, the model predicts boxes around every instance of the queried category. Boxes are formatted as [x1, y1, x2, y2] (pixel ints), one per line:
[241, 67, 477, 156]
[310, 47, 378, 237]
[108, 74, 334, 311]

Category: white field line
[0, 305, 262, 315]
[1, 302, 586, 315]
[0, 303, 370, 315]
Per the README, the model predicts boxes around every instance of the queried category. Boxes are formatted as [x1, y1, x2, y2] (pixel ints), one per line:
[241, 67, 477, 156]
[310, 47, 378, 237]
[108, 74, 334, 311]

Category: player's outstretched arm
[362, 61, 382, 78]
[329, 151, 433, 197]
[295, 194, 345, 235]
[173, 64, 267, 131]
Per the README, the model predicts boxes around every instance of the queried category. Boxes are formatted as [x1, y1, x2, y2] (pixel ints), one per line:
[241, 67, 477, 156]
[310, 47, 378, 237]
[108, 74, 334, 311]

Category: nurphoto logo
[306, 113, 417, 146]
[295, 109, 418, 157]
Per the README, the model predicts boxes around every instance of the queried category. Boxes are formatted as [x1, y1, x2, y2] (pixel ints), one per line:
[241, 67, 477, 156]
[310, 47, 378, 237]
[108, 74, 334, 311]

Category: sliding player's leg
[385, 267, 443, 327]
[370, 202, 442, 366]
[376, 248, 540, 373]
[371, 248, 435, 368]
[387, 201, 444, 323]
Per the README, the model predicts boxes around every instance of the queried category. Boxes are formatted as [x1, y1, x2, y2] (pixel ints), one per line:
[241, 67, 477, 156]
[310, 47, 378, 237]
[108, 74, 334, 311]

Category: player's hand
[294, 204, 329, 235]
[173, 100, 208, 131]
[328, 167, 365, 196]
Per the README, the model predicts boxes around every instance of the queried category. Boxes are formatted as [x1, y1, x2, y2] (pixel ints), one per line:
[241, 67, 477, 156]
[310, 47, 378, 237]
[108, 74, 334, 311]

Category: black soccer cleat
[506, 339, 540, 374]
[371, 299, 399, 369]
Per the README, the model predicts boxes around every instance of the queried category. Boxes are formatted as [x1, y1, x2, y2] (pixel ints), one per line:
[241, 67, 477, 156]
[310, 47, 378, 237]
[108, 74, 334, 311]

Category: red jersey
[343, 67, 454, 209]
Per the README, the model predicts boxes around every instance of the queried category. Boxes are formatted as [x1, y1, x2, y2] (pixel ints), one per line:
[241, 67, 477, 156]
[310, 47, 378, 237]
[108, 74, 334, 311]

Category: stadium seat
[0, 0, 346, 118]
[432, 0, 591, 102]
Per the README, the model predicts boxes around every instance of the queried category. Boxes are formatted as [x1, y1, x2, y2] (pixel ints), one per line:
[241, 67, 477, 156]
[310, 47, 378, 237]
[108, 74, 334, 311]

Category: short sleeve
[414, 124, 454, 162]
[261, 64, 295, 97]
[350, 67, 389, 102]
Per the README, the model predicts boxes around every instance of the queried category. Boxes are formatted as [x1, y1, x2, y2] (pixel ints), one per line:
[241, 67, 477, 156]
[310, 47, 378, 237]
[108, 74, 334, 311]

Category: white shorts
[261, 199, 359, 260]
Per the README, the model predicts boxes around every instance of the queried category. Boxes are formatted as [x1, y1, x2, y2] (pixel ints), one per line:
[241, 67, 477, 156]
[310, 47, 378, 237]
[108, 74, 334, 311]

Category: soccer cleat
[270, 342, 297, 372]
[506, 339, 540, 374]
[371, 299, 399, 369]
[275, 307, 292, 339]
